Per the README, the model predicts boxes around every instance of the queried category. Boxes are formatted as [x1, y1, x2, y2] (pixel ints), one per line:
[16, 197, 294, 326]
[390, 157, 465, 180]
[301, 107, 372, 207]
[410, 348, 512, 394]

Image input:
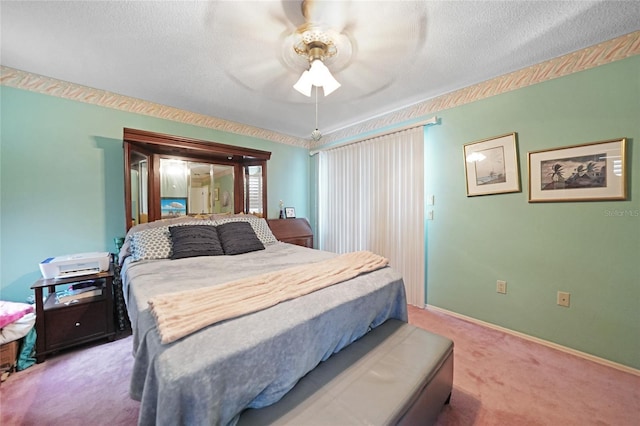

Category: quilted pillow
[217, 221, 265, 255]
[128, 220, 218, 262]
[121, 217, 215, 264]
[130, 226, 172, 261]
[214, 215, 277, 246]
[169, 225, 224, 259]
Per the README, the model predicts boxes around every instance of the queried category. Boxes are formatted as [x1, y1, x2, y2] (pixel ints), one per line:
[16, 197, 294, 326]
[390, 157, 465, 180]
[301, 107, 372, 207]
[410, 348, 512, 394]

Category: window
[244, 165, 264, 216]
[318, 127, 425, 306]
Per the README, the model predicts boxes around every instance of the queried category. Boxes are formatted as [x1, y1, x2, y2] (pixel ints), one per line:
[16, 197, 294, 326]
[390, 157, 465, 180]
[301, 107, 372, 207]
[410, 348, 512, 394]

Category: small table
[267, 218, 314, 248]
[30, 266, 116, 363]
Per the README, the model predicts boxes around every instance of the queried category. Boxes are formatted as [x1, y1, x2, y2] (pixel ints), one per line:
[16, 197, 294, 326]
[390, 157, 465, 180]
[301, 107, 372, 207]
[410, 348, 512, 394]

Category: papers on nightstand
[55, 282, 103, 304]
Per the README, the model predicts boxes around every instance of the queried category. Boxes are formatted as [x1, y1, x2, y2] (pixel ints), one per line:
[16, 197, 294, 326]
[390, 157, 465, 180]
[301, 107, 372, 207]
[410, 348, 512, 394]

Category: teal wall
[2, 56, 638, 370]
[425, 56, 639, 369]
[0, 87, 309, 303]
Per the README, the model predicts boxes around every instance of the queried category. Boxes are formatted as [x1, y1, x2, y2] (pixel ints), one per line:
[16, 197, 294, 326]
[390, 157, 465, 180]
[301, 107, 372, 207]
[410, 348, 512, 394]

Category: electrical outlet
[496, 280, 507, 294]
[557, 291, 570, 307]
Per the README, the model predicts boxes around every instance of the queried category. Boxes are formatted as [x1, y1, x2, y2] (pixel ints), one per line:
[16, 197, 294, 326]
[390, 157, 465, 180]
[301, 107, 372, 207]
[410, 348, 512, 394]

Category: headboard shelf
[123, 128, 271, 231]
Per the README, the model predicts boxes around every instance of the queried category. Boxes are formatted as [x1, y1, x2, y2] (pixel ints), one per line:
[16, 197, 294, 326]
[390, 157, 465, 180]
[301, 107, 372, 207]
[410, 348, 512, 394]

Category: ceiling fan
[289, 0, 351, 96]
[213, 0, 428, 104]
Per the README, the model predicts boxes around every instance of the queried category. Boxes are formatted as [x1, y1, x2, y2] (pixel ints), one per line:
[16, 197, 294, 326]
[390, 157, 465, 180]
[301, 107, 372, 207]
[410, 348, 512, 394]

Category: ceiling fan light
[308, 59, 327, 84]
[294, 59, 340, 97]
[308, 59, 340, 96]
[293, 70, 313, 97]
[321, 74, 341, 96]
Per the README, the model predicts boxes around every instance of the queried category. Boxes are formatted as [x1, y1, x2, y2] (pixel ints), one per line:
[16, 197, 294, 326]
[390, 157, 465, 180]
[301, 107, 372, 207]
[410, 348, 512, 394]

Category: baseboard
[424, 304, 640, 377]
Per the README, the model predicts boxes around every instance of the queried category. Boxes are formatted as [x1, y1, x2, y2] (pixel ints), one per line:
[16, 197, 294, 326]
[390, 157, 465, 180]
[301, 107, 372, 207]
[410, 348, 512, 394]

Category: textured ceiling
[2, 1, 639, 141]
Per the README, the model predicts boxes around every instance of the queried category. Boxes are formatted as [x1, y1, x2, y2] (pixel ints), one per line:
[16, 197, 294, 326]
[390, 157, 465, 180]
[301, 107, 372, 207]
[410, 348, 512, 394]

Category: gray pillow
[217, 221, 265, 255]
[169, 225, 224, 259]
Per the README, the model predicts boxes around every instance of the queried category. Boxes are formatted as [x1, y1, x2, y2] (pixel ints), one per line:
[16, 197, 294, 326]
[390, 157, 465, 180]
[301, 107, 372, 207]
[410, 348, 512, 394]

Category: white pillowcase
[130, 226, 172, 261]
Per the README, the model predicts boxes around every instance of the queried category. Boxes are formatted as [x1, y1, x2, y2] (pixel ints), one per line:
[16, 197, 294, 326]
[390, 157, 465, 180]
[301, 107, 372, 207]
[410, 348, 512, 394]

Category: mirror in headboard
[123, 128, 271, 231]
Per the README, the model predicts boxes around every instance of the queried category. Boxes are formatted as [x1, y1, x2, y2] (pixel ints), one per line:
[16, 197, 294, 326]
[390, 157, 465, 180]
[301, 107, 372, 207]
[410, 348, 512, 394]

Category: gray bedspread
[122, 242, 407, 426]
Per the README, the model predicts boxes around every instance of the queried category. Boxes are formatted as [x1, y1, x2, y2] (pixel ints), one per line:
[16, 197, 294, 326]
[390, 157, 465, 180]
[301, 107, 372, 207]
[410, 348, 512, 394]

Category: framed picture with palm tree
[464, 132, 521, 196]
[528, 138, 627, 202]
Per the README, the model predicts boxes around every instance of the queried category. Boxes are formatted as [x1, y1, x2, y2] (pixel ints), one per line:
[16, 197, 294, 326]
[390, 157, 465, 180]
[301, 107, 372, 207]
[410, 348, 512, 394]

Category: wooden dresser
[267, 218, 314, 248]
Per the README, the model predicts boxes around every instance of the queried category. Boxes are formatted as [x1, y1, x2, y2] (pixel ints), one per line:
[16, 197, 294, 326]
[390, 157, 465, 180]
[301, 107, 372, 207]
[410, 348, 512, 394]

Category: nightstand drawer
[44, 300, 108, 350]
[282, 236, 313, 247]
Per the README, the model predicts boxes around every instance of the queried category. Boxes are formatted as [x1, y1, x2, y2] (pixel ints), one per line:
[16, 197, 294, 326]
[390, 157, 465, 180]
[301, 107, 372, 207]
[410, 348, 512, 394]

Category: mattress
[122, 242, 407, 426]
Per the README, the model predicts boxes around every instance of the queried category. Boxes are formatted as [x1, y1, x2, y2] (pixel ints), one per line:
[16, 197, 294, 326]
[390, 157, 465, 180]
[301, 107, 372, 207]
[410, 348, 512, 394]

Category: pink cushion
[0, 301, 34, 329]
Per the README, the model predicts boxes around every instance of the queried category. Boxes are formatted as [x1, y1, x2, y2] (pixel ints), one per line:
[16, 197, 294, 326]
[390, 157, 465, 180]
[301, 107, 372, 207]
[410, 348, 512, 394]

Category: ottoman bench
[239, 318, 454, 425]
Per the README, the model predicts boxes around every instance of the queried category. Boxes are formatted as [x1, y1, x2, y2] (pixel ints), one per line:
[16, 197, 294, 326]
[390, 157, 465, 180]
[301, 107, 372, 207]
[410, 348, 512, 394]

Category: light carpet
[409, 306, 639, 426]
[1, 305, 638, 425]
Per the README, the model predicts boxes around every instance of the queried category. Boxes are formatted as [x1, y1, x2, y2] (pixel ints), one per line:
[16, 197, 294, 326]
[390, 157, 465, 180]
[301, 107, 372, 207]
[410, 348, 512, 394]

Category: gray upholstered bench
[238, 319, 454, 426]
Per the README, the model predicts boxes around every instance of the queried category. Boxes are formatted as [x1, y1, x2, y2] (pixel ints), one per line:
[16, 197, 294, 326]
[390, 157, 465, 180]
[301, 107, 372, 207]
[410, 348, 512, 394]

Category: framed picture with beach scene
[464, 132, 521, 196]
[528, 138, 627, 202]
[161, 197, 187, 218]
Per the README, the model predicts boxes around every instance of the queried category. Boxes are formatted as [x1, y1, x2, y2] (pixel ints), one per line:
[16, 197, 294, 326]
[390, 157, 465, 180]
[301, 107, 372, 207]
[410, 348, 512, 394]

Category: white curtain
[318, 127, 425, 306]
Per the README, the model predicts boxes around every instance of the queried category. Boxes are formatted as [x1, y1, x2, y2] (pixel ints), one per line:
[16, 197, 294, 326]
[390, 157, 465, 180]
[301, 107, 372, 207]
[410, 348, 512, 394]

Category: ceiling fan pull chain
[311, 86, 322, 141]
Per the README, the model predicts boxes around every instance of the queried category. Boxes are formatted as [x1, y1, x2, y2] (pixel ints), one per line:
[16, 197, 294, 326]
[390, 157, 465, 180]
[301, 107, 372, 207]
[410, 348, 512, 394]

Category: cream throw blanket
[149, 251, 388, 344]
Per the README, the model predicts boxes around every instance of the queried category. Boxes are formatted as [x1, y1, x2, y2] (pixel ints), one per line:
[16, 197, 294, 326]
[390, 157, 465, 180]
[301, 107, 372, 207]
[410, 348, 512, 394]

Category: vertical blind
[318, 127, 425, 306]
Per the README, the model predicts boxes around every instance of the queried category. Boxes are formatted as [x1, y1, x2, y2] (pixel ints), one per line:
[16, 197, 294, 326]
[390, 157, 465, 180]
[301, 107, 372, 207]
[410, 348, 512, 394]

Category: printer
[39, 252, 111, 279]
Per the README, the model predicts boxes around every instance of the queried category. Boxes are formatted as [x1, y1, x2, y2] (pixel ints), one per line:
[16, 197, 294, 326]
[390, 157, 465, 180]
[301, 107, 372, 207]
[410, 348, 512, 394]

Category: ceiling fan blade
[206, 1, 295, 45]
[207, 0, 427, 105]
[300, 0, 351, 32]
[347, 1, 426, 53]
[327, 1, 427, 98]
[203, 1, 309, 101]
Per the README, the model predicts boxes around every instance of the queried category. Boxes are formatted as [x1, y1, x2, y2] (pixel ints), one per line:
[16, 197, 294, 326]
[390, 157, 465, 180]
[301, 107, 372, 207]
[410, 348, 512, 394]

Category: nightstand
[30, 266, 116, 363]
[267, 218, 314, 248]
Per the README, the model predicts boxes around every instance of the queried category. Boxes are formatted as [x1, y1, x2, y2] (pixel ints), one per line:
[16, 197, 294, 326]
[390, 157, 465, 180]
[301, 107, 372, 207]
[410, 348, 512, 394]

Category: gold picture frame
[463, 132, 521, 196]
[528, 138, 627, 202]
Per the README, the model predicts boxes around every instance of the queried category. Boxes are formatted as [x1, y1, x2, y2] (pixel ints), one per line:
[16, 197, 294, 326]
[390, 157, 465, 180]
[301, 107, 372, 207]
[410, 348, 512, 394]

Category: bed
[119, 215, 408, 426]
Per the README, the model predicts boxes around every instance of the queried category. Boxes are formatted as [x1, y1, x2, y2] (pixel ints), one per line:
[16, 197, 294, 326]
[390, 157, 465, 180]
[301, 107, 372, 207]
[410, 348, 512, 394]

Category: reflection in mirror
[130, 151, 149, 226]
[123, 128, 271, 231]
[159, 159, 235, 218]
[211, 164, 235, 214]
[245, 165, 263, 216]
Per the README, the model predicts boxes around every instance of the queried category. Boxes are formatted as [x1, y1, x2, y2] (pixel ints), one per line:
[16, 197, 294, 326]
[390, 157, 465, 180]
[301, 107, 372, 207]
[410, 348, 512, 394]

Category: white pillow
[131, 226, 172, 261]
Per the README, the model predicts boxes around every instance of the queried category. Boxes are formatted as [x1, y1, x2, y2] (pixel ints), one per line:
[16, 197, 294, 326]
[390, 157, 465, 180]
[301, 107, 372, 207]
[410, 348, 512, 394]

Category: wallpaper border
[315, 31, 640, 148]
[2, 31, 638, 149]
